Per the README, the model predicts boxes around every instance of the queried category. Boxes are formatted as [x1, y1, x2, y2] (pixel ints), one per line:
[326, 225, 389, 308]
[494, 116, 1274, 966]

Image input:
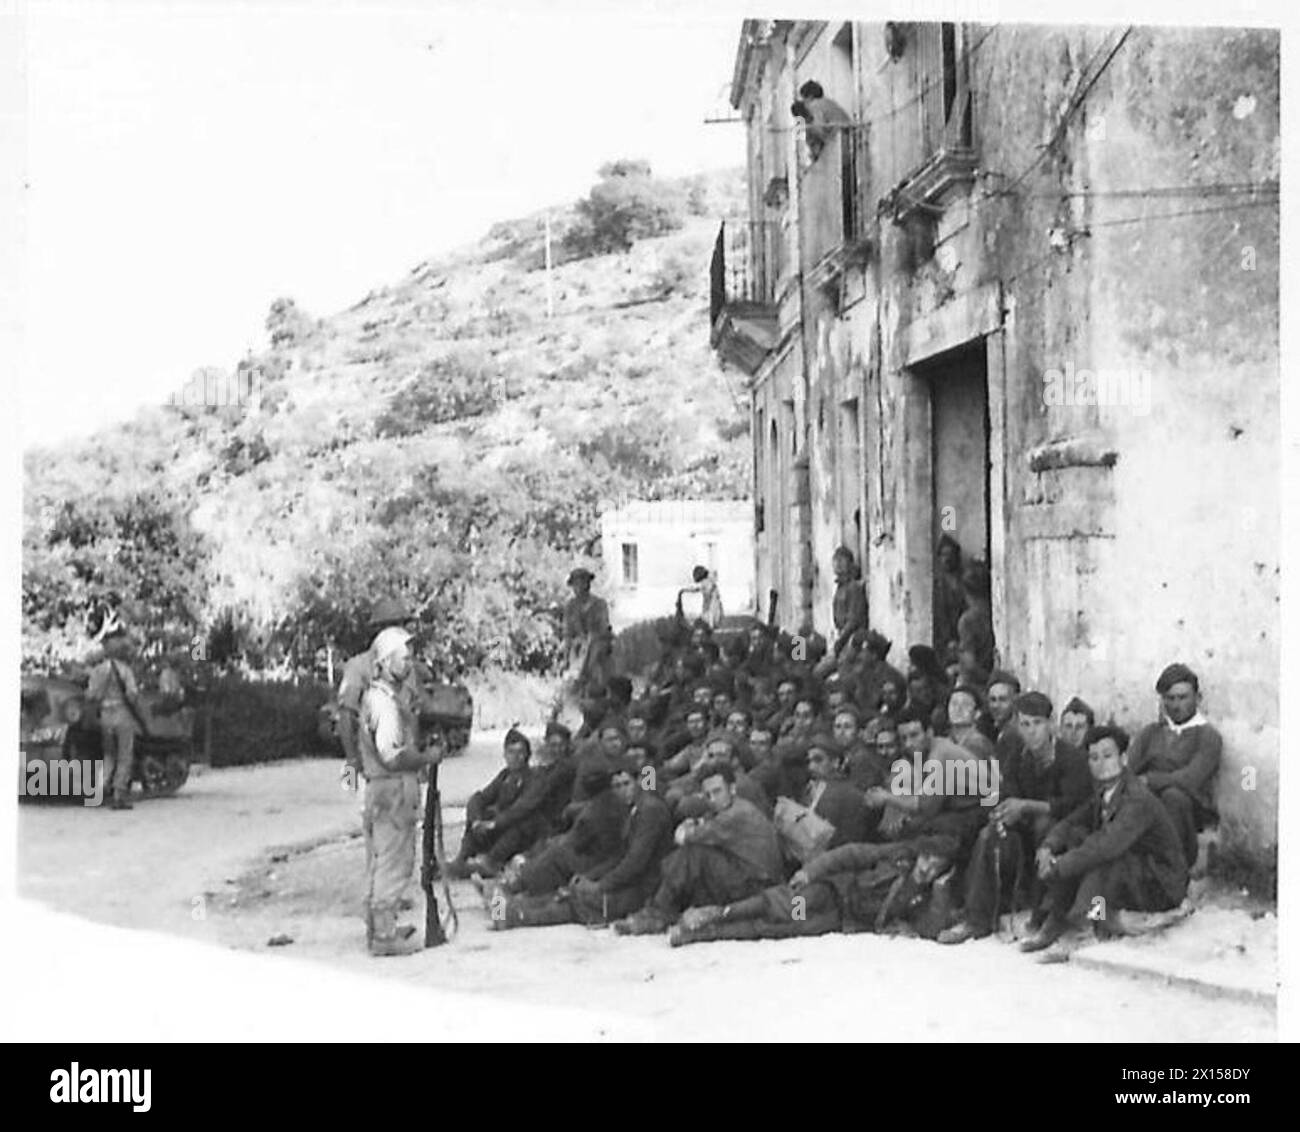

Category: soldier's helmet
[368, 599, 412, 628]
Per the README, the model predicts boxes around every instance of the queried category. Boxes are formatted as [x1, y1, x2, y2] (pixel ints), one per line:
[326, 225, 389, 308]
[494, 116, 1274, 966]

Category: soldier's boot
[369, 909, 421, 957]
[496, 894, 575, 931]
[109, 789, 133, 811]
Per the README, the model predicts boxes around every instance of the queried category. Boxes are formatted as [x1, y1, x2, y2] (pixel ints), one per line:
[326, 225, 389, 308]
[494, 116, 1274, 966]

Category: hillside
[22, 167, 750, 676]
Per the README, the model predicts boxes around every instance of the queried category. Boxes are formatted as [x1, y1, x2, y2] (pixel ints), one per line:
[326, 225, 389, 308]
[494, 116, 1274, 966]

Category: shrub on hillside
[563, 160, 687, 259]
[374, 350, 497, 437]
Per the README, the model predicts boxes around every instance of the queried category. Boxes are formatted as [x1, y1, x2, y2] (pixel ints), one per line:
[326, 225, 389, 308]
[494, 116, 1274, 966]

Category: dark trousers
[649, 844, 766, 918]
[1150, 785, 1211, 867]
[1045, 855, 1182, 931]
[458, 814, 549, 867]
[961, 815, 1052, 931]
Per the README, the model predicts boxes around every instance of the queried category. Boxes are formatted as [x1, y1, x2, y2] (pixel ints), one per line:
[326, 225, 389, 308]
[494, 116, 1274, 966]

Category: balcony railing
[710, 220, 780, 327]
[710, 220, 781, 374]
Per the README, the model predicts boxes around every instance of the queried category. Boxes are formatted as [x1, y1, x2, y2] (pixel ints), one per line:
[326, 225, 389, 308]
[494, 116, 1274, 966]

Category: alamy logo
[19, 758, 105, 807]
[890, 753, 1000, 807]
[50, 1063, 151, 1112]
[1041, 362, 1152, 415]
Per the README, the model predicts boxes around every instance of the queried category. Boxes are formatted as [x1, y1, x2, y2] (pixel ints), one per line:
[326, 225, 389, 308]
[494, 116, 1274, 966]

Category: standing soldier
[85, 627, 150, 811]
[358, 627, 445, 957]
[561, 567, 611, 703]
[337, 599, 420, 787]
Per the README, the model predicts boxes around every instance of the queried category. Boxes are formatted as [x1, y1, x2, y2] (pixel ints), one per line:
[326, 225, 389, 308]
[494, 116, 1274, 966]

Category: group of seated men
[446, 610, 1222, 955]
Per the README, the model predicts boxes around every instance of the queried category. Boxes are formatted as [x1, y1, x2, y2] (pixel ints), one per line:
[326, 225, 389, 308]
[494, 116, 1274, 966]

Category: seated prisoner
[613, 760, 784, 936]
[508, 765, 628, 897]
[666, 835, 960, 947]
[490, 761, 675, 930]
[446, 728, 533, 878]
[939, 691, 1092, 944]
[464, 720, 578, 877]
[1127, 663, 1222, 867]
[1020, 725, 1189, 954]
[803, 734, 875, 848]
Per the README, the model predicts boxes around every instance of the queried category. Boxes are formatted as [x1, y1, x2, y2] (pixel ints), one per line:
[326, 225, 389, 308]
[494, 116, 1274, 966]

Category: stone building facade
[710, 20, 1278, 858]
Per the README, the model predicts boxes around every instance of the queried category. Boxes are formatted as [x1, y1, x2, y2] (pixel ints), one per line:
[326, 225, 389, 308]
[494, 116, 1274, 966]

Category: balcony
[709, 220, 780, 376]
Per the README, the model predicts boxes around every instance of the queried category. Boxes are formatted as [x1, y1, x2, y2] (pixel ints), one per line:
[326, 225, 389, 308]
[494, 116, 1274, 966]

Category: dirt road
[13, 735, 1277, 1042]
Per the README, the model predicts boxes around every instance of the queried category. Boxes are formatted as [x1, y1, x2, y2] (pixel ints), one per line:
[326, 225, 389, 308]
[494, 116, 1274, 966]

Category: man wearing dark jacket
[473, 722, 577, 873]
[1020, 725, 1188, 953]
[489, 762, 674, 930]
[446, 728, 533, 878]
[804, 735, 875, 849]
[940, 691, 1092, 944]
[614, 760, 783, 935]
[1127, 663, 1222, 867]
[511, 765, 627, 897]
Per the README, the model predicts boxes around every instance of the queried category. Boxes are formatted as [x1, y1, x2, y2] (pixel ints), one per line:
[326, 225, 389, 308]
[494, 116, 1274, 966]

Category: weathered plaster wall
[741, 22, 1277, 860]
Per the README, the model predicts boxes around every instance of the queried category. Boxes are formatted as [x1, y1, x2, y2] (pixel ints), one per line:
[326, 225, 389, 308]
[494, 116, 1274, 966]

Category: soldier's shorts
[364, 774, 420, 919]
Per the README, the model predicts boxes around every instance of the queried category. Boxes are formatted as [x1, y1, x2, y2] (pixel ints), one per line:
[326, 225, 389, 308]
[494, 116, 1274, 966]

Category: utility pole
[544, 213, 555, 319]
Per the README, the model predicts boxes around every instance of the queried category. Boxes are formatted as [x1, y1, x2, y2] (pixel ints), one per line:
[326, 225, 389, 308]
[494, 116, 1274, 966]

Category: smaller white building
[600, 499, 755, 630]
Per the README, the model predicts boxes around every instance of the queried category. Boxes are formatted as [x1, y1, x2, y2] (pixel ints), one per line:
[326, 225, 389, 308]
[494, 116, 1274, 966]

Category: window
[621, 542, 639, 586]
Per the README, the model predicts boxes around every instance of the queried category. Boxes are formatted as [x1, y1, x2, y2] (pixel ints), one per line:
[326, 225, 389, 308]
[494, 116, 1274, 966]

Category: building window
[621, 542, 639, 586]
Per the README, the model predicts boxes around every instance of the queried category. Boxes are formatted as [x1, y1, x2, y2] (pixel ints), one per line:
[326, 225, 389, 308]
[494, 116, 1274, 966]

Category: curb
[1069, 950, 1277, 1008]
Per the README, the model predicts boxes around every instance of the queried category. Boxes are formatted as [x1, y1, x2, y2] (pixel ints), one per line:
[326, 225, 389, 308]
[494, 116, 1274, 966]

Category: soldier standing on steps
[358, 627, 445, 957]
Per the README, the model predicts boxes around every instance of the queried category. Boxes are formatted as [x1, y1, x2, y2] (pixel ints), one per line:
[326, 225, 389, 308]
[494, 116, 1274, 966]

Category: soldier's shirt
[359, 680, 419, 778]
[563, 594, 610, 643]
[87, 658, 139, 724]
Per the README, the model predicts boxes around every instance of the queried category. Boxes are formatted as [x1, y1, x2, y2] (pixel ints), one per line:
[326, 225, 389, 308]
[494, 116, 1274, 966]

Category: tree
[564, 160, 687, 258]
[266, 297, 313, 350]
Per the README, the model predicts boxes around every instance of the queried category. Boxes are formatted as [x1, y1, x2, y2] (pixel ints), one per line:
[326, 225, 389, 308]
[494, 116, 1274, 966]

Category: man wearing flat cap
[562, 566, 612, 702]
[940, 690, 1091, 944]
[1127, 663, 1222, 867]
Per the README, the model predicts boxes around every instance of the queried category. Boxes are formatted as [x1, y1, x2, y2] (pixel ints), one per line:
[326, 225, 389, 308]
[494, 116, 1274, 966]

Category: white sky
[16, 0, 746, 449]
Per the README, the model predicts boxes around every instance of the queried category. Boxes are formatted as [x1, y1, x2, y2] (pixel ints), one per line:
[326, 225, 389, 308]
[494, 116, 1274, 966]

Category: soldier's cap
[1155, 663, 1199, 694]
[908, 644, 943, 677]
[504, 727, 532, 756]
[949, 682, 985, 707]
[567, 567, 595, 585]
[1013, 691, 1054, 719]
[368, 599, 412, 628]
[372, 627, 412, 664]
[987, 669, 1022, 693]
